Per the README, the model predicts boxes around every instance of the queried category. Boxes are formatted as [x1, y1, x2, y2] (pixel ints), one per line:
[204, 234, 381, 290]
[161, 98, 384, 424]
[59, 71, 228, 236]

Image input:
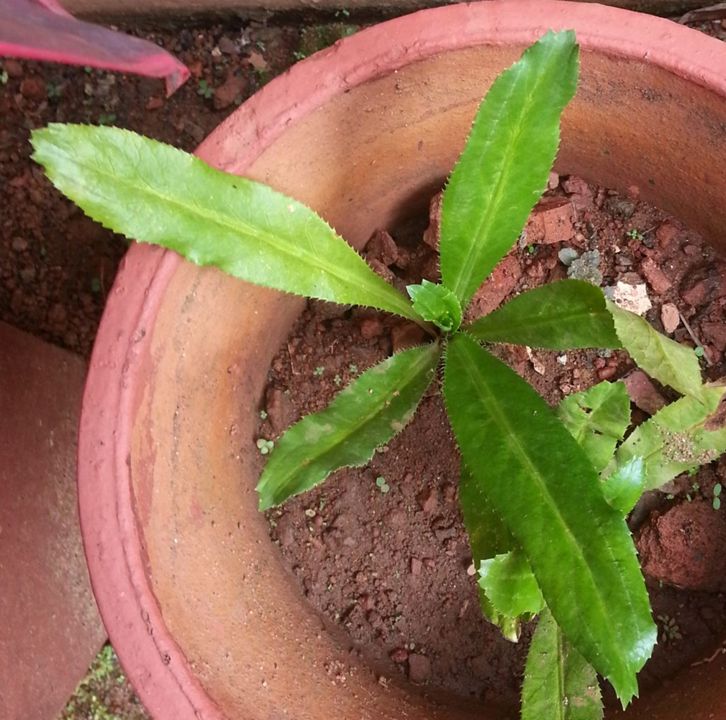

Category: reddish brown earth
[259, 175, 726, 707]
[0, 19, 327, 358]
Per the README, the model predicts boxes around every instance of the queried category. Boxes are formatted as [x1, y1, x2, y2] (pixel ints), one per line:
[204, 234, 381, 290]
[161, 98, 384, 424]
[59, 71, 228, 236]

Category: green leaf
[460, 462, 522, 641]
[603, 457, 645, 516]
[439, 31, 579, 307]
[522, 608, 603, 720]
[30, 124, 420, 323]
[460, 462, 514, 560]
[608, 302, 704, 400]
[479, 551, 544, 619]
[257, 343, 440, 509]
[407, 280, 462, 332]
[443, 334, 655, 703]
[608, 385, 726, 493]
[467, 281, 620, 349]
[558, 381, 631, 473]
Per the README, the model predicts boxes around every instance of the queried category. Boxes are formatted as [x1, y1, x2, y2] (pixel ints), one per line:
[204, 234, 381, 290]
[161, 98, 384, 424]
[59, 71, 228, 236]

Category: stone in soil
[623, 370, 666, 416]
[661, 303, 680, 334]
[213, 73, 247, 109]
[561, 174, 594, 211]
[641, 257, 672, 295]
[637, 500, 726, 592]
[422, 192, 442, 250]
[523, 196, 575, 245]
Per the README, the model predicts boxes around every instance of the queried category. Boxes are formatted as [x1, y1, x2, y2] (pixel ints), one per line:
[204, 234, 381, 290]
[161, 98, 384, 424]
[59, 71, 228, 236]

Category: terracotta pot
[78, 3, 726, 719]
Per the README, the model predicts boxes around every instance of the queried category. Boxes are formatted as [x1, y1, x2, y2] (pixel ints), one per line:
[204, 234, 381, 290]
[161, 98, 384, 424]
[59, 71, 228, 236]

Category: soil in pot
[254, 174, 726, 709]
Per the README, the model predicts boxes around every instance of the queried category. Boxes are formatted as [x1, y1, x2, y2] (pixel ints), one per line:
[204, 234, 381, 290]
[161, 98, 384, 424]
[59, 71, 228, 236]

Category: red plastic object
[0, 0, 189, 95]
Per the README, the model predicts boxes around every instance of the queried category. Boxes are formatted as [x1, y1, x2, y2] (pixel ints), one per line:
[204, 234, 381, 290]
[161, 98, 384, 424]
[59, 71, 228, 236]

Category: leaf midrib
[450, 42, 559, 304]
[270, 345, 438, 487]
[455, 343, 608, 657]
[46, 144, 414, 319]
[644, 332, 697, 395]
[470, 307, 608, 336]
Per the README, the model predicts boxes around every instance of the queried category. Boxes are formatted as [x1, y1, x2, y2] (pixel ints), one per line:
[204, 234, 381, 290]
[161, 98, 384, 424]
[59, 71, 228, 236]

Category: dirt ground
[0, 7, 723, 720]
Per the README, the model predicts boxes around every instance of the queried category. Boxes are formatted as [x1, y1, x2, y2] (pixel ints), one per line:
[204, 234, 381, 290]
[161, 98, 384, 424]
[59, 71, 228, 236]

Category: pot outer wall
[77, 3, 726, 720]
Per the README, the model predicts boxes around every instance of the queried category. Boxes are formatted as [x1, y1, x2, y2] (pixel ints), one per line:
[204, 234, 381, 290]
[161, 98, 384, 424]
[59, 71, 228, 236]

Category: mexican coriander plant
[31, 30, 726, 720]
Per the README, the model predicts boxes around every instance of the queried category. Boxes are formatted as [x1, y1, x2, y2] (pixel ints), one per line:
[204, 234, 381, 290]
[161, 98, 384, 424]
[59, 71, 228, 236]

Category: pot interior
[126, 42, 726, 720]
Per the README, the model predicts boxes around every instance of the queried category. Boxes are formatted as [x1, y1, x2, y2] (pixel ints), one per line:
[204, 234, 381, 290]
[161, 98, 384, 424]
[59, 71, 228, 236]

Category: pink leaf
[0, 0, 189, 95]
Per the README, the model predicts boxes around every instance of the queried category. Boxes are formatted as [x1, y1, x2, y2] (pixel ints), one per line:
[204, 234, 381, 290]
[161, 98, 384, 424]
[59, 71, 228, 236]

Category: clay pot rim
[77, 3, 726, 719]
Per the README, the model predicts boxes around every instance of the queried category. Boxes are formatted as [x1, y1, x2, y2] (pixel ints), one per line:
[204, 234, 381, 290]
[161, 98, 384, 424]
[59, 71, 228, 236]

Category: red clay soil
[259, 176, 726, 707]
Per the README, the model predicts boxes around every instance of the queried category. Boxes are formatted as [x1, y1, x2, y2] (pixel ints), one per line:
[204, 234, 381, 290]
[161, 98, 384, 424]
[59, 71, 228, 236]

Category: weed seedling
[31, 30, 726, 720]
[256, 438, 274, 455]
[197, 78, 213, 99]
[47, 81, 63, 99]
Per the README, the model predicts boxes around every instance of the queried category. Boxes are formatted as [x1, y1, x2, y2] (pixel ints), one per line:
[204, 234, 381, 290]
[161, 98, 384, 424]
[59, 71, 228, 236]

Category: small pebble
[661, 303, 680, 334]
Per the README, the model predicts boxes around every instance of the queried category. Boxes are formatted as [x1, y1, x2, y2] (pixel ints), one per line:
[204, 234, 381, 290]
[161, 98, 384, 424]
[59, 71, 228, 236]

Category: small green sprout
[254, 68, 270, 85]
[47, 81, 63, 99]
[348, 363, 358, 375]
[626, 228, 644, 242]
[197, 79, 214, 99]
[375, 476, 390, 494]
[334, 374, 342, 386]
[256, 438, 274, 455]
[526, 243, 536, 255]
[313, 366, 325, 377]
[695, 346, 705, 358]
[259, 409, 268, 420]
[714, 483, 722, 510]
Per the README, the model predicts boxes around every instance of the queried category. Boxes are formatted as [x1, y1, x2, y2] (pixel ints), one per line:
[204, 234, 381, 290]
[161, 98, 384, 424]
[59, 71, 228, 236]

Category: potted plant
[43, 2, 726, 719]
